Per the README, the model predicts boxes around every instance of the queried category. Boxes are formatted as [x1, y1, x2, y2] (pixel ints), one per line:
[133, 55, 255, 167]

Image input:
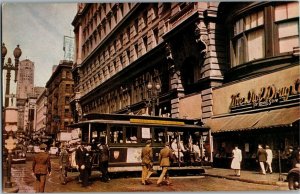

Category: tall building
[16, 59, 34, 99]
[16, 59, 34, 131]
[35, 88, 48, 142]
[45, 60, 74, 144]
[71, 2, 299, 172]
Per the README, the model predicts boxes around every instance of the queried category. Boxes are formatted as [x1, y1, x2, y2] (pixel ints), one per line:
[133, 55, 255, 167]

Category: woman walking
[231, 145, 242, 177]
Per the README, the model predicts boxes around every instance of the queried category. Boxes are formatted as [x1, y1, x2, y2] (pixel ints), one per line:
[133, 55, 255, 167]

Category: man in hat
[75, 143, 90, 187]
[157, 142, 174, 186]
[32, 143, 51, 192]
[59, 144, 70, 184]
[98, 138, 110, 182]
[141, 139, 153, 185]
[257, 144, 267, 175]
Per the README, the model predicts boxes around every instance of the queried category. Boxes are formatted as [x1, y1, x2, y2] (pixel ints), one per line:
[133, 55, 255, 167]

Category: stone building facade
[71, 2, 223, 120]
[45, 60, 74, 143]
[71, 2, 299, 171]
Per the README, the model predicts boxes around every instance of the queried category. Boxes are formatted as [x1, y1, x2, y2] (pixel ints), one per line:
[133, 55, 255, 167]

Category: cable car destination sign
[230, 79, 300, 110]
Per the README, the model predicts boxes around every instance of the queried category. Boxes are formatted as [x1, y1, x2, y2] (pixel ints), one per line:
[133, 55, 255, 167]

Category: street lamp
[146, 80, 161, 116]
[4, 107, 18, 188]
[2, 43, 22, 107]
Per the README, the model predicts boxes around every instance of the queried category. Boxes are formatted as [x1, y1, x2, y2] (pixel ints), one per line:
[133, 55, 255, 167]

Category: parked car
[12, 149, 26, 164]
[49, 147, 59, 155]
[287, 164, 300, 190]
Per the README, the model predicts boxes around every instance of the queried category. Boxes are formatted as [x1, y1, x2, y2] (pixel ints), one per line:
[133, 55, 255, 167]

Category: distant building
[35, 88, 48, 142]
[16, 59, 34, 131]
[45, 60, 74, 144]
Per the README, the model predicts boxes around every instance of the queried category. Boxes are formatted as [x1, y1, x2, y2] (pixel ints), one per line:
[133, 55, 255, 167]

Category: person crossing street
[141, 139, 154, 185]
[157, 142, 174, 186]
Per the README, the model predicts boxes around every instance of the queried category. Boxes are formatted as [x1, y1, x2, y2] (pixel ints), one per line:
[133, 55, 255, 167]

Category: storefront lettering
[230, 79, 300, 109]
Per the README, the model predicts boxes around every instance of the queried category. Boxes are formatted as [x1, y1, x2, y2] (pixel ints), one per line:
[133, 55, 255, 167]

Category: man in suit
[98, 138, 110, 182]
[157, 142, 174, 186]
[75, 143, 90, 187]
[32, 143, 51, 193]
[141, 139, 153, 185]
[257, 144, 267, 175]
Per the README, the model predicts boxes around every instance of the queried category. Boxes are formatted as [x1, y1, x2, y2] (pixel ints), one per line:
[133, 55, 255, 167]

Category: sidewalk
[204, 167, 288, 187]
[2, 176, 19, 193]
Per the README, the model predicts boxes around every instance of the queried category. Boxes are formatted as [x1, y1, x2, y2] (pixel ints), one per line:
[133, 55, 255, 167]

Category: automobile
[11, 149, 26, 164]
[49, 147, 59, 155]
[287, 164, 300, 190]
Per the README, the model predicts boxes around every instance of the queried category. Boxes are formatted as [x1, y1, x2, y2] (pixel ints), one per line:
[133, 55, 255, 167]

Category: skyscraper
[16, 59, 34, 131]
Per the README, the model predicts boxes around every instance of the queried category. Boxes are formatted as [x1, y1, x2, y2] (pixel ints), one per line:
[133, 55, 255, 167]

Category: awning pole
[88, 123, 91, 144]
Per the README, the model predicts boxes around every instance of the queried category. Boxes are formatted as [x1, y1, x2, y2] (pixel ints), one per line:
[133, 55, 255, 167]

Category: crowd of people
[230, 144, 300, 177]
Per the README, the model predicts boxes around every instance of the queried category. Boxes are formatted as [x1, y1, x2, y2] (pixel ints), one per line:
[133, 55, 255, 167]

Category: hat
[39, 143, 47, 149]
[266, 145, 270, 149]
[165, 142, 170, 146]
[146, 140, 151, 144]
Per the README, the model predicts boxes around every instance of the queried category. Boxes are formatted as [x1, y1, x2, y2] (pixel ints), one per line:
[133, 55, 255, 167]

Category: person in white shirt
[171, 139, 183, 162]
[192, 142, 201, 162]
[265, 145, 273, 174]
[231, 145, 242, 177]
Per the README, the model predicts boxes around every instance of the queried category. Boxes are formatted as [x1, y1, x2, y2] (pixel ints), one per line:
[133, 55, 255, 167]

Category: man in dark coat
[141, 139, 153, 185]
[157, 142, 174, 186]
[75, 143, 90, 187]
[257, 144, 267, 175]
[32, 143, 51, 192]
[59, 145, 69, 185]
[98, 138, 110, 182]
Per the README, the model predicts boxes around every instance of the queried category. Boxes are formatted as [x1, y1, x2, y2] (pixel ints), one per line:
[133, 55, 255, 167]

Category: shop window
[275, 2, 299, 53]
[125, 126, 138, 143]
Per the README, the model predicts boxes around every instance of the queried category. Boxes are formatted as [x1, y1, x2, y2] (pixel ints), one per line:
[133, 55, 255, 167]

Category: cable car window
[141, 127, 151, 143]
[153, 127, 165, 144]
[110, 126, 123, 144]
[125, 126, 138, 143]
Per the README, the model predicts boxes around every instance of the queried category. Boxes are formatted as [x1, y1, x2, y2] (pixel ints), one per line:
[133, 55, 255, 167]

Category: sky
[2, 3, 77, 91]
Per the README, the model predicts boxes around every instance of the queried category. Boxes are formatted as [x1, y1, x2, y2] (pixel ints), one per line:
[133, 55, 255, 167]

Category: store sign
[230, 79, 300, 109]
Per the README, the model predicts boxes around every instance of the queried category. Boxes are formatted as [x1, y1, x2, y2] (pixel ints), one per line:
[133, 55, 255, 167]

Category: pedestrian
[141, 139, 153, 185]
[265, 145, 273, 174]
[257, 144, 267, 175]
[230, 145, 242, 177]
[98, 138, 110, 182]
[75, 143, 90, 187]
[157, 142, 174, 186]
[32, 143, 51, 193]
[290, 146, 300, 168]
[59, 144, 70, 184]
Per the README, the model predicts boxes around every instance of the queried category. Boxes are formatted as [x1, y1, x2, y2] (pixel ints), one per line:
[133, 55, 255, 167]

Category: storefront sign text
[230, 79, 300, 109]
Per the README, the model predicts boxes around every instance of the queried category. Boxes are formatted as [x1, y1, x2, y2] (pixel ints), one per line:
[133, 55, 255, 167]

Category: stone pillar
[165, 43, 185, 118]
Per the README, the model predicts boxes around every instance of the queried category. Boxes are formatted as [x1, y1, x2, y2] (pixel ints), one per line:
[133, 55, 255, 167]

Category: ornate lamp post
[146, 80, 161, 116]
[4, 107, 18, 188]
[2, 43, 22, 107]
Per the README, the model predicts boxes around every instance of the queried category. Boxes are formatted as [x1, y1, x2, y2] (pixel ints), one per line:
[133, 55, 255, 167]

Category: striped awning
[207, 106, 300, 133]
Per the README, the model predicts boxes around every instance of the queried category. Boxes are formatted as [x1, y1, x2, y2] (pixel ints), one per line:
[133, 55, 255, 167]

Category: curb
[204, 173, 288, 187]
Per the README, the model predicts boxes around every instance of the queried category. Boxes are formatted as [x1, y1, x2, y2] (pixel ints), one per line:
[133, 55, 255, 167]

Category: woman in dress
[231, 145, 242, 177]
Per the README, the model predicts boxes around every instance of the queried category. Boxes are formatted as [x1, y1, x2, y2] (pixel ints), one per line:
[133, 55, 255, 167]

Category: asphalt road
[10, 157, 288, 192]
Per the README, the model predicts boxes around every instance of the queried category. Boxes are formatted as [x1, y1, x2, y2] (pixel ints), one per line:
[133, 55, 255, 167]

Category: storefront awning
[207, 106, 300, 133]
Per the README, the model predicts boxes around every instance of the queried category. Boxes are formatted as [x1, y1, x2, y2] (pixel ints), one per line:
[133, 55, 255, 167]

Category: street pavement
[2, 158, 290, 192]
[203, 167, 288, 187]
